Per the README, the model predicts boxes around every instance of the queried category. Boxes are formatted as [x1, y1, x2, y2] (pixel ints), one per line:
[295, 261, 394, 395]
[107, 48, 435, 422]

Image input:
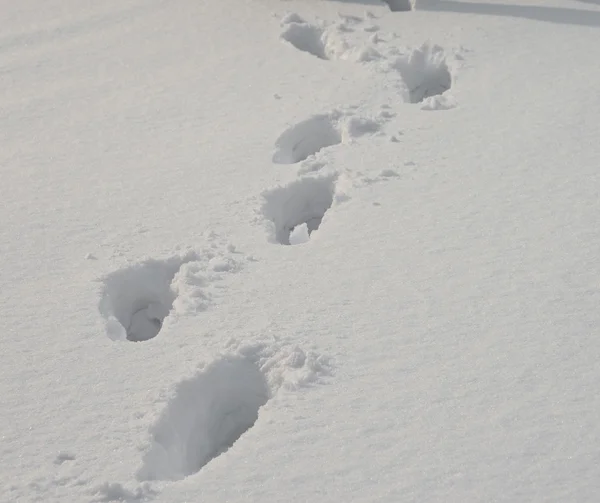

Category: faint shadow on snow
[98, 253, 197, 342]
[273, 114, 342, 164]
[383, 0, 414, 11]
[137, 356, 269, 481]
[261, 174, 338, 245]
[392, 43, 452, 103]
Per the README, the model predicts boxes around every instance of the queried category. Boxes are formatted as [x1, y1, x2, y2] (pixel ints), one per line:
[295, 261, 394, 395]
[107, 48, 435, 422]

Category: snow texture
[3, 0, 600, 502]
[392, 43, 452, 103]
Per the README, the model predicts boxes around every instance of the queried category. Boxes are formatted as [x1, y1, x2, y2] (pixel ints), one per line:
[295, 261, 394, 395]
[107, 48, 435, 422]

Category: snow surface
[2, 0, 600, 501]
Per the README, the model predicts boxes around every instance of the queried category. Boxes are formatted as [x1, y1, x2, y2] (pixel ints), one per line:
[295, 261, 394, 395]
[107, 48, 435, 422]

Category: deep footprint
[137, 357, 269, 481]
[273, 115, 342, 164]
[280, 19, 328, 59]
[393, 44, 452, 103]
[261, 174, 337, 245]
[98, 252, 197, 342]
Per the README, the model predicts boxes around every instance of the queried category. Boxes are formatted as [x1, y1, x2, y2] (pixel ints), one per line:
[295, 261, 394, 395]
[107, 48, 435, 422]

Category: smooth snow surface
[2, 0, 600, 502]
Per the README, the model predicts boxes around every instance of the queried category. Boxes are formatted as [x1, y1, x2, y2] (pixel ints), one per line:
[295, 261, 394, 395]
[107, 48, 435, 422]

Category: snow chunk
[289, 223, 310, 245]
[280, 21, 328, 60]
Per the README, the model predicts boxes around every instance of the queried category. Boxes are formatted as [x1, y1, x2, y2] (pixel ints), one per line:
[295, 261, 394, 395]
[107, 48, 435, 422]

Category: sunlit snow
[2, 1, 600, 502]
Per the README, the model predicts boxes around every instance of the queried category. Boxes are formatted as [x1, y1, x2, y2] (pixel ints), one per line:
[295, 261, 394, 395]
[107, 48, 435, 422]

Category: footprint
[98, 252, 198, 342]
[137, 356, 269, 481]
[280, 20, 329, 60]
[279, 15, 349, 61]
[273, 111, 385, 166]
[98, 244, 241, 341]
[261, 174, 338, 245]
[279, 12, 456, 108]
[392, 44, 452, 103]
[272, 114, 342, 164]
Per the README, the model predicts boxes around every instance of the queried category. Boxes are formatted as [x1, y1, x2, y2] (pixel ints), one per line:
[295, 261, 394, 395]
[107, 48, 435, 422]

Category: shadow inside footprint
[273, 115, 342, 164]
[137, 356, 269, 481]
[393, 44, 452, 103]
[281, 22, 328, 59]
[127, 304, 168, 342]
[98, 253, 197, 342]
[262, 175, 337, 245]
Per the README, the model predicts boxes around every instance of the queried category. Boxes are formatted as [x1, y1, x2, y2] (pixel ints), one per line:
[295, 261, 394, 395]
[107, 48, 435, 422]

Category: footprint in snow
[97, 242, 242, 342]
[136, 344, 333, 481]
[272, 111, 384, 166]
[261, 174, 340, 245]
[137, 356, 269, 481]
[279, 12, 457, 108]
[98, 253, 196, 342]
[272, 114, 342, 164]
[391, 43, 453, 104]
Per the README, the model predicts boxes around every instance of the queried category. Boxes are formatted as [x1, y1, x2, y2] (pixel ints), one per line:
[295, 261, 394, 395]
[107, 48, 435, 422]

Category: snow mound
[279, 16, 351, 61]
[272, 112, 385, 165]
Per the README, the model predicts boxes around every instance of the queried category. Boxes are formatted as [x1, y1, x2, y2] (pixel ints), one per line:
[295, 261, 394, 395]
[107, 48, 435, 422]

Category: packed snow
[2, 0, 600, 501]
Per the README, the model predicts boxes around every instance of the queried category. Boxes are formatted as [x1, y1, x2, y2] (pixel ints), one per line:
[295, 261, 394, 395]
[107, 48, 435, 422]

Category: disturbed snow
[2, 0, 600, 502]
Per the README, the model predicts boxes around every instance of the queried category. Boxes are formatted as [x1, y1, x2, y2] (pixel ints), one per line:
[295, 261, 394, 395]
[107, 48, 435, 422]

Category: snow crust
[2, 0, 600, 501]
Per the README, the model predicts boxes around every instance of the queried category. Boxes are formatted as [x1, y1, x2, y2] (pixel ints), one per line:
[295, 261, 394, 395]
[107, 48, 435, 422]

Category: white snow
[289, 223, 311, 245]
[2, 0, 600, 502]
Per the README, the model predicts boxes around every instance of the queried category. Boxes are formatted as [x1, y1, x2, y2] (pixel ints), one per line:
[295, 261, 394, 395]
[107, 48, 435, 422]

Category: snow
[2, 0, 600, 501]
[289, 223, 311, 245]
